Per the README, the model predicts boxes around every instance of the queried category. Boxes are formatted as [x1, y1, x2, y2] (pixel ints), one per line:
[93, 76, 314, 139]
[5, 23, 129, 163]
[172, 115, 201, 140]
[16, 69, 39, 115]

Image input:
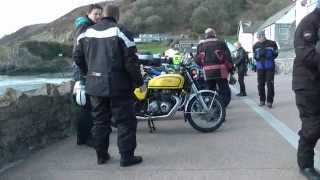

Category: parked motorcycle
[134, 55, 226, 133]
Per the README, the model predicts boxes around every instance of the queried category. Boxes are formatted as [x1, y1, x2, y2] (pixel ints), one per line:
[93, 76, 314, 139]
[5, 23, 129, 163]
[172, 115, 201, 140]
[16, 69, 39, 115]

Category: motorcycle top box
[147, 74, 184, 89]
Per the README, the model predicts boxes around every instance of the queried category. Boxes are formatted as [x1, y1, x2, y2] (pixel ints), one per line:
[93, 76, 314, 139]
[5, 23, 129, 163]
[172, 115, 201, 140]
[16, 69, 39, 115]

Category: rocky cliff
[0, 1, 112, 75]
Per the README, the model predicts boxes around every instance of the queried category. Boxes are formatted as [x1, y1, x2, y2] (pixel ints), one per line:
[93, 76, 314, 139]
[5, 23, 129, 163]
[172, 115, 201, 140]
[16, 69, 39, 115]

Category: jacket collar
[314, 8, 320, 17]
[85, 15, 95, 26]
[101, 17, 118, 23]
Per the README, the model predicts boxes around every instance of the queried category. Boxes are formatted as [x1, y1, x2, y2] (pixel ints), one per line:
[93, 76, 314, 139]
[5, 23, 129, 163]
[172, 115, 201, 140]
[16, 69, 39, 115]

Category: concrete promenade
[0, 72, 311, 180]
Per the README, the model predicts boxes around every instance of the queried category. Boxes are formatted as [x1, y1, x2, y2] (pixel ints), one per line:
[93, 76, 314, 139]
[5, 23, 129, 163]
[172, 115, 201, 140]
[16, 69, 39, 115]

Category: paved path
[0, 72, 309, 180]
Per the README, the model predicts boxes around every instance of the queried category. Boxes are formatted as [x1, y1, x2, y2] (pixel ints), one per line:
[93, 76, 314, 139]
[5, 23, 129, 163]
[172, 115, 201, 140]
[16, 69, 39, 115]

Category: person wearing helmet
[196, 28, 234, 108]
[74, 5, 143, 167]
[72, 4, 102, 147]
[293, 1, 320, 179]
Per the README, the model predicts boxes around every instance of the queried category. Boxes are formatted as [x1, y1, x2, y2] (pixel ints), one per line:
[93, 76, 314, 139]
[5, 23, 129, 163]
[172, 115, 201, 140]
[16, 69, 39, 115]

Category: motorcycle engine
[148, 101, 159, 114]
[160, 102, 171, 113]
[147, 90, 175, 116]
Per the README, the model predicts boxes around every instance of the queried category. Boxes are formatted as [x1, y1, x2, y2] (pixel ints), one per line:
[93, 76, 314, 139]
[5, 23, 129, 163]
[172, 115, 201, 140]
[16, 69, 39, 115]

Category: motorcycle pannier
[203, 64, 229, 80]
[199, 50, 230, 80]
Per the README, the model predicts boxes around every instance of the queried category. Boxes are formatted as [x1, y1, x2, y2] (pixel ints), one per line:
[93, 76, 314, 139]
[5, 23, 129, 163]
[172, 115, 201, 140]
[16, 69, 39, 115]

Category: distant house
[175, 40, 199, 53]
[237, 20, 263, 55]
[134, 34, 177, 43]
[257, 3, 296, 50]
[296, 0, 316, 26]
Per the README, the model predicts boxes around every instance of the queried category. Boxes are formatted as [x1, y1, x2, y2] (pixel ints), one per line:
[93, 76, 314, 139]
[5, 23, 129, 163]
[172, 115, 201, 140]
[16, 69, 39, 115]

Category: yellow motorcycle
[134, 56, 226, 133]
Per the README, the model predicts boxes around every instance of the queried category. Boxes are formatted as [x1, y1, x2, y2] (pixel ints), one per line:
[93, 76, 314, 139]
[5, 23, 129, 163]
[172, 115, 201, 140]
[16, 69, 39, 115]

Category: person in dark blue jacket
[253, 31, 278, 108]
[72, 4, 102, 146]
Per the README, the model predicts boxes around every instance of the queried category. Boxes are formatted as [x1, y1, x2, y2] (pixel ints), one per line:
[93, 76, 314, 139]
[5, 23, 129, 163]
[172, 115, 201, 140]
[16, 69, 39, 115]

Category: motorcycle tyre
[186, 92, 225, 133]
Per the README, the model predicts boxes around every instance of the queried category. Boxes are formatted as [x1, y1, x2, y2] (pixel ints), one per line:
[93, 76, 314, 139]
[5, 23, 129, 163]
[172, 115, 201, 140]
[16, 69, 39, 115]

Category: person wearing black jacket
[73, 5, 143, 167]
[72, 4, 102, 147]
[196, 28, 234, 108]
[293, 4, 320, 179]
[234, 42, 247, 96]
[253, 31, 278, 108]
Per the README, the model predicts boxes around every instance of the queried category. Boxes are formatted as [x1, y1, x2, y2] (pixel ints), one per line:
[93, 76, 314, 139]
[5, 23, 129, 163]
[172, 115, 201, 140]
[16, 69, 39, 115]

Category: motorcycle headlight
[191, 68, 199, 78]
[191, 69, 198, 76]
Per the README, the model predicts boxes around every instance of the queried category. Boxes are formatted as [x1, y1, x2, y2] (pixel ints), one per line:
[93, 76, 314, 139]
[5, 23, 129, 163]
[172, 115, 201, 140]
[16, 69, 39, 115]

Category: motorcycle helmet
[73, 81, 86, 106]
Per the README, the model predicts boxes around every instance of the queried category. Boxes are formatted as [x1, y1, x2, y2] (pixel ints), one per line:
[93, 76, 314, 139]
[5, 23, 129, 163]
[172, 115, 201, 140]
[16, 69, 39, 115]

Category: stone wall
[0, 82, 80, 168]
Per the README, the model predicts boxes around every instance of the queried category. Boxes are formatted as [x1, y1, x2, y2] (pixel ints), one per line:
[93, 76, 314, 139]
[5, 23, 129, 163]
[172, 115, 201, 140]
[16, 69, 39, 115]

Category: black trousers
[90, 96, 137, 154]
[238, 71, 246, 94]
[207, 79, 231, 107]
[75, 94, 93, 144]
[295, 90, 320, 169]
[257, 70, 275, 103]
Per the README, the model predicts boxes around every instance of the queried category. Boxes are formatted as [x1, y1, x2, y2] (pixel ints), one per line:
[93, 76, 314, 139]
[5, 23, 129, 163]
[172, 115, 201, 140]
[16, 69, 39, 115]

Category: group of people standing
[197, 27, 278, 109]
[73, 4, 143, 167]
[70, 2, 280, 168]
[234, 30, 278, 108]
[71, 2, 320, 180]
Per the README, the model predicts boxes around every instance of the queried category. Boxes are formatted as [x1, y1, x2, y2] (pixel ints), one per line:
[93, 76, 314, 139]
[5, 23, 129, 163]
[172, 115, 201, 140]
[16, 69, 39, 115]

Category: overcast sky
[0, 0, 106, 38]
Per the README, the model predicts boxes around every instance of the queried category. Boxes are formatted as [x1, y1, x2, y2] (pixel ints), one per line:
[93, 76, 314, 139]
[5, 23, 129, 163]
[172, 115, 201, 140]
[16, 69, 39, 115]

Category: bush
[21, 41, 72, 61]
[120, 0, 291, 35]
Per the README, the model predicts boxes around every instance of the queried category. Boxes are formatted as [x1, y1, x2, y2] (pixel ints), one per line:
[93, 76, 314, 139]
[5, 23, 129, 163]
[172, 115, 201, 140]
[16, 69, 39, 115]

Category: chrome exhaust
[136, 96, 181, 120]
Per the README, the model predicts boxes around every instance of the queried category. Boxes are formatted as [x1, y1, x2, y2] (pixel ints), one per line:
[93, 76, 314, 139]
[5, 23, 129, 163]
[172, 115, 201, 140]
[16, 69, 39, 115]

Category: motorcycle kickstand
[148, 119, 156, 133]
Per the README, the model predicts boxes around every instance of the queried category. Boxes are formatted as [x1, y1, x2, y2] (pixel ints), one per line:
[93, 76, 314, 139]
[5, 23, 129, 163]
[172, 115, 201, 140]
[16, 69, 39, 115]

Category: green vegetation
[21, 41, 72, 61]
[121, 0, 292, 35]
[137, 42, 169, 54]
[224, 36, 237, 44]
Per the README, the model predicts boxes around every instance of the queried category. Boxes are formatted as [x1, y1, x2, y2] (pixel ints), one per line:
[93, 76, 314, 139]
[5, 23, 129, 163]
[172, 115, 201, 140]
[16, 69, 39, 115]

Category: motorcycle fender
[184, 90, 218, 119]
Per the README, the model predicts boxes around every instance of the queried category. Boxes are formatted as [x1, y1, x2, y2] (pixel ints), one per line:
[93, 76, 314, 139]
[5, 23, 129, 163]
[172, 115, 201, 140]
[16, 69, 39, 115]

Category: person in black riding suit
[73, 5, 143, 167]
[293, 2, 320, 179]
[72, 4, 102, 147]
[234, 42, 247, 96]
[196, 28, 234, 108]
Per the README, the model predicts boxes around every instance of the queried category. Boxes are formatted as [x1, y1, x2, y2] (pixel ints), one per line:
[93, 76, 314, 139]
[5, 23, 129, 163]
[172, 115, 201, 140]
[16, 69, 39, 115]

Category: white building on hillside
[237, 21, 263, 54]
[256, 3, 296, 50]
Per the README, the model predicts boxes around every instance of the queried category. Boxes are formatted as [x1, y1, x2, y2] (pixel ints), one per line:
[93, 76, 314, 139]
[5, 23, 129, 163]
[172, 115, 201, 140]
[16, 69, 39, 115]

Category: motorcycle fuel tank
[148, 74, 185, 89]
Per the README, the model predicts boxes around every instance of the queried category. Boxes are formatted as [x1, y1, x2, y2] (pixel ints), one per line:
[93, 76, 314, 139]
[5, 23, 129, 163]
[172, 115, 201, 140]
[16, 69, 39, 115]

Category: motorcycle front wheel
[185, 91, 225, 133]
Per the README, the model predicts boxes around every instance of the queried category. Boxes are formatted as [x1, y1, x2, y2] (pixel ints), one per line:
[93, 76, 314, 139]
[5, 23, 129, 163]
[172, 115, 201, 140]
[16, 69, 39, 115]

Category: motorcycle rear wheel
[185, 91, 225, 133]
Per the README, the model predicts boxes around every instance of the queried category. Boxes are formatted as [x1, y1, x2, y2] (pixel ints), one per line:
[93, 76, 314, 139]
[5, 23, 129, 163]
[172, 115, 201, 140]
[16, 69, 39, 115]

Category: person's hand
[139, 85, 147, 92]
[140, 65, 146, 76]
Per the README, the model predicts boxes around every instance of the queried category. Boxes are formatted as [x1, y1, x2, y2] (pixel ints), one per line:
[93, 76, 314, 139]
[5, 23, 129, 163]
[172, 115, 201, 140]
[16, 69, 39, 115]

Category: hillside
[0, 1, 108, 75]
[0, 0, 293, 75]
[122, 0, 292, 35]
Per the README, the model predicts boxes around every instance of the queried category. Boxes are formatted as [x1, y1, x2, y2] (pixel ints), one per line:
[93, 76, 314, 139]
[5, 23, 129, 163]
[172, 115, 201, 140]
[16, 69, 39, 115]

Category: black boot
[300, 168, 320, 180]
[85, 137, 95, 147]
[120, 152, 143, 167]
[77, 137, 85, 145]
[96, 149, 110, 165]
[298, 136, 319, 179]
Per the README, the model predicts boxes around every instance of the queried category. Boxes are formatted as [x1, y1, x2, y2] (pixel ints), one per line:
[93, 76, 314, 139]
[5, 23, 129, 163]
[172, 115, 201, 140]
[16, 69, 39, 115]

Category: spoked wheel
[185, 91, 226, 133]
